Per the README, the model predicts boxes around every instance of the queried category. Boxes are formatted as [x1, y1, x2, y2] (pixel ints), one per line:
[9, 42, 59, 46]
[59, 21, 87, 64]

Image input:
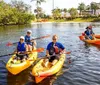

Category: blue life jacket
[48, 42, 61, 55]
[85, 29, 92, 36]
[25, 35, 32, 45]
[17, 42, 26, 52]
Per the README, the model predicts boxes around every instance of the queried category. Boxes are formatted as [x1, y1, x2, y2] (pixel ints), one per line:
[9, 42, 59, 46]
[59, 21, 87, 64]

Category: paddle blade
[34, 34, 51, 40]
[79, 36, 84, 40]
[42, 34, 50, 38]
[6, 42, 13, 46]
[32, 48, 44, 52]
[66, 52, 71, 54]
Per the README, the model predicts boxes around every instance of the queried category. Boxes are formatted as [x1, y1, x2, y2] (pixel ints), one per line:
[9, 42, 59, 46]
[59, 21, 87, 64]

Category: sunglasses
[53, 38, 57, 40]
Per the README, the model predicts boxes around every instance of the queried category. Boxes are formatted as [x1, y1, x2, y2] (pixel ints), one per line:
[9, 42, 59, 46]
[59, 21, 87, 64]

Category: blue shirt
[47, 42, 65, 51]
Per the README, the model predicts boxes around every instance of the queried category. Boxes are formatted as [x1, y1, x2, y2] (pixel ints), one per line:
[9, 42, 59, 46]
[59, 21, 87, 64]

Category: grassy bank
[34, 17, 100, 23]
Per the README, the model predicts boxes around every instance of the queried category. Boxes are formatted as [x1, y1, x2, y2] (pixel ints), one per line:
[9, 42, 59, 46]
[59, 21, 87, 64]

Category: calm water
[0, 22, 100, 85]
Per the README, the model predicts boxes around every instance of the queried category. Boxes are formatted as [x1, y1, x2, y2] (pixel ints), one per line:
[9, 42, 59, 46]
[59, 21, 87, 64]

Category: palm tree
[90, 2, 99, 15]
[63, 8, 67, 18]
[34, 7, 43, 19]
[31, 0, 45, 21]
[52, 8, 62, 19]
[78, 3, 85, 15]
[86, 5, 90, 10]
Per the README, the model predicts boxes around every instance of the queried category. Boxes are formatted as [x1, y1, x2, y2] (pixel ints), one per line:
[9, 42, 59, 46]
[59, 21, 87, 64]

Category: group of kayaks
[6, 33, 100, 83]
[6, 47, 66, 83]
[79, 34, 100, 45]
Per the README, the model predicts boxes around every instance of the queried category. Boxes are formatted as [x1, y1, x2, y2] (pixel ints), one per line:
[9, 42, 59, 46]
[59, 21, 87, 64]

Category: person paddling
[13, 36, 28, 62]
[84, 25, 95, 40]
[43, 35, 65, 67]
[25, 30, 36, 51]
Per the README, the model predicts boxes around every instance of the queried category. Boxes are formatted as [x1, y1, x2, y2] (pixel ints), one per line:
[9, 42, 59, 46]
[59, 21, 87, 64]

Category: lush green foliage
[69, 8, 78, 18]
[0, 1, 35, 25]
[90, 2, 99, 15]
[78, 3, 85, 15]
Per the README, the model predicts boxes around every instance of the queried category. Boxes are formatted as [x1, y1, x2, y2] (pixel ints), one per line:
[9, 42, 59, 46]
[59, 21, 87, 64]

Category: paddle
[0, 48, 44, 57]
[0, 59, 6, 65]
[6, 34, 50, 46]
[29, 51, 71, 62]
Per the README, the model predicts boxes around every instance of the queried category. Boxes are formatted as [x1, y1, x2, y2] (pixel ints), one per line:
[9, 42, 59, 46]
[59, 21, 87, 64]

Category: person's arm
[91, 29, 94, 34]
[32, 40, 37, 46]
[46, 50, 49, 56]
[59, 43, 66, 54]
[25, 44, 28, 52]
[31, 37, 37, 46]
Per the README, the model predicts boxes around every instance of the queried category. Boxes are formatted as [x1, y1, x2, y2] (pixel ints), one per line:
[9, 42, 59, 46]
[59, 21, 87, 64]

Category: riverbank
[32, 17, 100, 23]
[0, 17, 100, 26]
[31, 18, 100, 24]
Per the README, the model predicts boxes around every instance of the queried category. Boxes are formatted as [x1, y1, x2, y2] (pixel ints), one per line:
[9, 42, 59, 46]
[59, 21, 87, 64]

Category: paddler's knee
[52, 59, 58, 65]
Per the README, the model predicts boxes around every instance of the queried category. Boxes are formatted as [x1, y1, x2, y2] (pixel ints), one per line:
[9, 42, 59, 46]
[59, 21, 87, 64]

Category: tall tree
[86, 5, 90, 10]
[78, 3, 85, 15]
[0, 1, 34, 25]
[63, 8, 67, 18]
[34, 7, 43, 18]
[52, 8, 62, 19]
[31, 0, 45, 20]
[90, 2, 99, 15]
[69, 8, 78, 18]
[10, 0, 31, 13]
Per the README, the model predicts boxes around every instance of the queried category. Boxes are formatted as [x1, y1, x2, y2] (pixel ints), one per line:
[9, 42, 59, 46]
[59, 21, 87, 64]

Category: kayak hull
[32, 54, 66, 83]
[94, 35, 100, 39]
[6, 47, 38, 75]
[79, 35, 100, 44]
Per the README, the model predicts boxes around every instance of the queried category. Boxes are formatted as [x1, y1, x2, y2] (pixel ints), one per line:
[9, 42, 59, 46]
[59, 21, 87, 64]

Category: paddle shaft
[0, 48, 44, 57]
[7, 34, 50, 46]
[29, 51, 71, 61]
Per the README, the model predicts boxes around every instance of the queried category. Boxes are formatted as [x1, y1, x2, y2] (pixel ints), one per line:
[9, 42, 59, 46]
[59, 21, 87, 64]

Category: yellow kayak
[6, 47, 38, 75]
[32, 54, 66, 83]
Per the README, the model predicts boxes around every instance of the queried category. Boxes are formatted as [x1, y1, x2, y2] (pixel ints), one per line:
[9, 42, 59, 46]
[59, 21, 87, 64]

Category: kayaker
[43, 35, 65, 67]
[84, 26, 95, 40]
[25, 30, 36, 51]
[13, 36, 28, 61]
[88, 25, 94, 34]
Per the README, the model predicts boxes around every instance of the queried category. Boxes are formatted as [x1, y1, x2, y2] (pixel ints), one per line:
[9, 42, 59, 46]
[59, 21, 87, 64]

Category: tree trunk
[94, 10, 96, 15]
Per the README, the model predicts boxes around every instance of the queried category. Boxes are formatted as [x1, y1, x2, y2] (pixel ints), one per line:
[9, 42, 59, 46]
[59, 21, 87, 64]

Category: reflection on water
[0, 22, 100, 85]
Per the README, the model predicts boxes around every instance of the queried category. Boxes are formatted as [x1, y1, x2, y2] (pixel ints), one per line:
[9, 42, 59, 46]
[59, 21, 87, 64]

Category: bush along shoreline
[0, 1, 35, 25]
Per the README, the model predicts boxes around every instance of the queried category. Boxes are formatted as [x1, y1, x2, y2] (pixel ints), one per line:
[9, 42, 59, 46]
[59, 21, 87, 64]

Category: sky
[4, 0, 100, 14]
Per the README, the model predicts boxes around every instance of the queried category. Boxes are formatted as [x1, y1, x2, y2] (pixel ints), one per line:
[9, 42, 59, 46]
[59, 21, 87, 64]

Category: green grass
[32, 17, 100, 23]
[47, 18, 100, 22]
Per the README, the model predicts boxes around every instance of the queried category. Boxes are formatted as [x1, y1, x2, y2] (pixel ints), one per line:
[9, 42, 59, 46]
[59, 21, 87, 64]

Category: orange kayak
[6, 47, 38, 75]
[94, 34, 100, 39]
[79, 35, 100, 45]
[32, 54, 66, 83]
